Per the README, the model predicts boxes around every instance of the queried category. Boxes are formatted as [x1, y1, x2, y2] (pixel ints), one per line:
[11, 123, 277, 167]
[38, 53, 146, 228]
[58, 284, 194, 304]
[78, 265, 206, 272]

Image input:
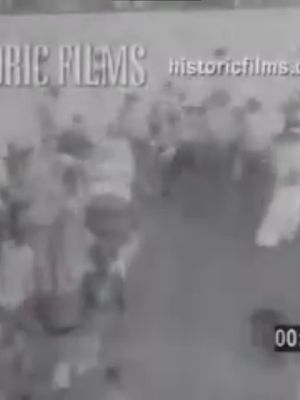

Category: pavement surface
[31, 170, 300, 400]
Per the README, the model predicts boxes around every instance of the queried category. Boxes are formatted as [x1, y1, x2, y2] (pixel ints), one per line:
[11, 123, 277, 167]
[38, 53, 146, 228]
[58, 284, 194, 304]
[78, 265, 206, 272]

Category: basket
[37, 288, 84, 334]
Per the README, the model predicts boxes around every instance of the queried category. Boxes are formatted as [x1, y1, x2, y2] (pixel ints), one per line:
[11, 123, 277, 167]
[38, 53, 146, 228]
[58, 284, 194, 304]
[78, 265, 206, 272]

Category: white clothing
[159, 146, 177, 162]
[272, 142, 300, 182]
[244, 111, 283, 153]
[256, 184, 300, 248]
[110, 233, 140, 280]
[89, 137, 135, 203]
[52, 362, 71, 391]
[52, 332, 101, 391]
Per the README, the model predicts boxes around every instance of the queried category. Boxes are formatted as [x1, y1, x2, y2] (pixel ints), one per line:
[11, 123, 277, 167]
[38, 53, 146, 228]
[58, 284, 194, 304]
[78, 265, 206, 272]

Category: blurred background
[1, 0, 300, 15]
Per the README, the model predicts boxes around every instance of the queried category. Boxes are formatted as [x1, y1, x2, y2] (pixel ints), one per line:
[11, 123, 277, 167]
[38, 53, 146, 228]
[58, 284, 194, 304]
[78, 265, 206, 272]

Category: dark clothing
[8, 201, 24, 242]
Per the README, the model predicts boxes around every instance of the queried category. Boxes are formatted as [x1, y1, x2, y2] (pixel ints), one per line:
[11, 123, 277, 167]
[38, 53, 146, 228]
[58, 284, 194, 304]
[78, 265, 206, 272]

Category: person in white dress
[256, 126, 300, 248]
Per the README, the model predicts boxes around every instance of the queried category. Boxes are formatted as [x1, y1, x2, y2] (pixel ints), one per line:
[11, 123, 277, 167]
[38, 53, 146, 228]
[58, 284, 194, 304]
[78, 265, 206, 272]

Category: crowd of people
[0, 84, 142, 397]
[0, 45, 299, 396]
[141, 74, 300, 249]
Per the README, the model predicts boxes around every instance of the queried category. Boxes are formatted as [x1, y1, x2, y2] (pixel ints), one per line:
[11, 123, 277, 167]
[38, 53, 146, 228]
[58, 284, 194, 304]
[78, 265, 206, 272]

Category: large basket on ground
[37, 287, 84, 334]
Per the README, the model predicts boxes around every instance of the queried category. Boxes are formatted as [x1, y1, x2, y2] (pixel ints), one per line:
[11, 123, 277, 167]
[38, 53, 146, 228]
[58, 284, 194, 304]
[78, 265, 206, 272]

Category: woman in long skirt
[256, 131, 300, 248]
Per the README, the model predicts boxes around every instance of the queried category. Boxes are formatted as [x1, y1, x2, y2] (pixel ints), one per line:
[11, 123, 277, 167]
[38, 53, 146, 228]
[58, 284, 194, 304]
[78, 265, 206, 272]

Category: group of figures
[117, 58, 300, 365]
[1, 46, 300, 395]
[134, 72, 300, 249]
[0, 83, 143, 398]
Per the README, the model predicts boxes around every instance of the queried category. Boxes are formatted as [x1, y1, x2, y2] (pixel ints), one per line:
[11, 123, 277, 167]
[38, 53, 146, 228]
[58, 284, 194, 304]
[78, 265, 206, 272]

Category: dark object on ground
[249, 307, 288, 362]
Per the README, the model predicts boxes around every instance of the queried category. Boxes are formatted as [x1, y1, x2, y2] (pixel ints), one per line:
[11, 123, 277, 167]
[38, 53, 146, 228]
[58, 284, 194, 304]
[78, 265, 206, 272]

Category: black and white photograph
[0, 1, 300, 399]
